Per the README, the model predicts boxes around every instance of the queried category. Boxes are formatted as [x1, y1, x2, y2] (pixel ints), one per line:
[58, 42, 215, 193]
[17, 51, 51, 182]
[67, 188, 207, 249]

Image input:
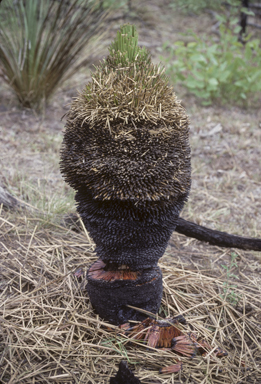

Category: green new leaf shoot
[106, 24, 150, 68]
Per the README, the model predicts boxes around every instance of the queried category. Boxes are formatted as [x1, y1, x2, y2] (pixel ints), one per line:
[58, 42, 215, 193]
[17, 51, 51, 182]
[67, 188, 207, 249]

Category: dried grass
[1, 204, 261, 384]
[66, 62, 186, 132]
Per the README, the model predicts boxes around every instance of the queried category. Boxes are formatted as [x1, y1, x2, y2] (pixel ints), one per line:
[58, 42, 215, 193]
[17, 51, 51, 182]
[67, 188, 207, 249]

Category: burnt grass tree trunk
[60, 25, 191, 324]
[60, 24, 261, 325]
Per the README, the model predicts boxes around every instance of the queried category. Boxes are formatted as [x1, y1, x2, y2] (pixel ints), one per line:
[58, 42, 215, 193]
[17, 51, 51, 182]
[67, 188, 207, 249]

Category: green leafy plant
[164, 26, 261, 105]
[0, 0, 106, 109]
[221, 252, 241, 306]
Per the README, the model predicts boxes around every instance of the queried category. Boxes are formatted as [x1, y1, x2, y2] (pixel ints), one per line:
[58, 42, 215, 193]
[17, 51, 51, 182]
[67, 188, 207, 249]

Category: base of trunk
[86, 259, 163, 325]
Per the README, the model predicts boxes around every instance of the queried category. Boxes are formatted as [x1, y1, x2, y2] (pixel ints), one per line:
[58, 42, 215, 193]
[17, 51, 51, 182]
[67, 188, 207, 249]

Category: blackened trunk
[86, 259, 162, 325]
[76, 186, 187, 270]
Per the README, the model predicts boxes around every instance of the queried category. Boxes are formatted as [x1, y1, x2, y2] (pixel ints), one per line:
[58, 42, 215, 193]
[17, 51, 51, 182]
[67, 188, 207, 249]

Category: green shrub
[164, 27, 261, 105]
[0, 0, 106, 109]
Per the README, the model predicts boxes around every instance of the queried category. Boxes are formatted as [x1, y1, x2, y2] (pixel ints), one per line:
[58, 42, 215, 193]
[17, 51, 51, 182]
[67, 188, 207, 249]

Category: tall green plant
[0, 0, 106, 109]
[106, 24, 150, 68]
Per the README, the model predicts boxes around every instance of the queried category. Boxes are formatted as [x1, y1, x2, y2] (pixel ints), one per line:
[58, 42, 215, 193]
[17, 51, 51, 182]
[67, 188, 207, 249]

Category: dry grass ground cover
[0, 207, 261, 383]
[1, 1, 261, 383]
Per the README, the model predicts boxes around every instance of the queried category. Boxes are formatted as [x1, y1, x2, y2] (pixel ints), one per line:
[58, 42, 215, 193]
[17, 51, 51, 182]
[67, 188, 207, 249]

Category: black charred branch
[176, 218, 261, 252]
[60, 212, 261, 253]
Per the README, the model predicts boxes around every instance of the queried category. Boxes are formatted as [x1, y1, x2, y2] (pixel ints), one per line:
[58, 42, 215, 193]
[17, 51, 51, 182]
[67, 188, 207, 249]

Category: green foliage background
[164, 1, 261, 106]
[164, 29, 261, 105]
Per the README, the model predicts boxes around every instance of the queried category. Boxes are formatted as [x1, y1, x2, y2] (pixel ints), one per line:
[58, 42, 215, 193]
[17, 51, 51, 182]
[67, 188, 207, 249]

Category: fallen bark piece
[190, 334, 228, 358]
[86, 260, 162, 325]
[110, 361, 141, 384]
[121, 317, 228, 360]
[171, 334, 197, 357]
[159, 361, 182, 374]
[127, 317, 184, 348]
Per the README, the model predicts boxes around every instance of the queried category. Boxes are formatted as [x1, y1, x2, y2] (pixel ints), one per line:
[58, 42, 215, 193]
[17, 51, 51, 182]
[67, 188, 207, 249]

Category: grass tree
[0, 0, 106, 109]
[60, 24, 191, 324]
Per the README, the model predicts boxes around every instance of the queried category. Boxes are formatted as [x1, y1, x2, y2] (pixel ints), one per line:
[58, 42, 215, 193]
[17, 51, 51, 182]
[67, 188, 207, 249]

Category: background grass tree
[0, 0, 106, 109]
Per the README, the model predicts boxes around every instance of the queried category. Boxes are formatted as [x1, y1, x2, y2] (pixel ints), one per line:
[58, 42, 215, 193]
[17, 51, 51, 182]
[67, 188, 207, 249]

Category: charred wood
[175, 217, 261, 251]
[86, 259, 162, 325]
[239, 0, 249, 39]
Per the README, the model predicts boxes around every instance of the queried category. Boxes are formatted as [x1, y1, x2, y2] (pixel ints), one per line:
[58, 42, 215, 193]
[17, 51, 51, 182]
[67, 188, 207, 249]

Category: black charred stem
[75, 185, 188, 270]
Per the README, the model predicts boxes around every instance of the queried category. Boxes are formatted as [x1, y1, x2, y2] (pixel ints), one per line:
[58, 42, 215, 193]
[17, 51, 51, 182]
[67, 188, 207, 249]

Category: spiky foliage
[60, 24, 191, 269]
[65, 25, 185, 132]
[61, 25, 190, 202]
[0, 0, 106, 109]
[74, 187, 186, 268]
[107, 24, 150, 69]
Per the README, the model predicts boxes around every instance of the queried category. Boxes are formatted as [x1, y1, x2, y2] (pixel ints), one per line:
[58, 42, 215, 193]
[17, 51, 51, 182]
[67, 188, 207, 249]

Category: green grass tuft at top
[107, 24, 150, 69]
[0, 0, 106, 110]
